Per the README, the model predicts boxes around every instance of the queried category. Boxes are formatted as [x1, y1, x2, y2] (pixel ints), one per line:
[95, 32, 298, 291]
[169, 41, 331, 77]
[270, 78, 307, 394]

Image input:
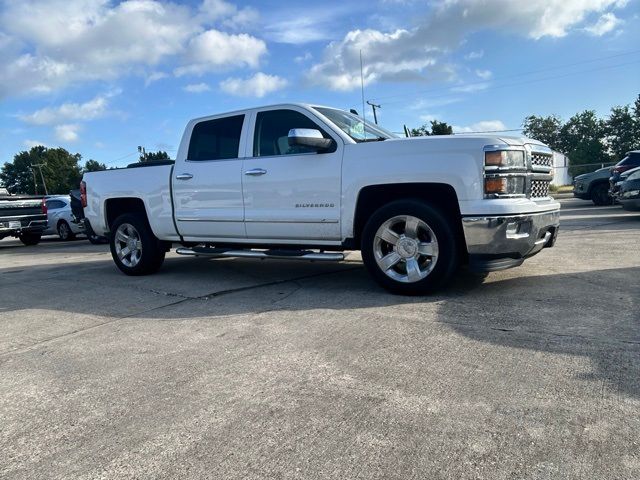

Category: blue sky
[1, 0, 639, 168]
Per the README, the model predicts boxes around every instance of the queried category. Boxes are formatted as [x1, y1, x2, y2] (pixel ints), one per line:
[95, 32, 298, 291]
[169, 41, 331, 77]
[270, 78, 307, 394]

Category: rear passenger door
[172, 114, 247, 240]
[242, 107, 342, 241]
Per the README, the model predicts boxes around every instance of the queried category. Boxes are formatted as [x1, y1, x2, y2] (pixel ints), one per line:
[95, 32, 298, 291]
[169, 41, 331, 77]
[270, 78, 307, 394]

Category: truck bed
[83, 163, 179, 240]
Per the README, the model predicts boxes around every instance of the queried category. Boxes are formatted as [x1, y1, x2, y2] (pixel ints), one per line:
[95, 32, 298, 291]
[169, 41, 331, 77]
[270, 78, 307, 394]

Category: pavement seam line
[0, 265, 362, 358]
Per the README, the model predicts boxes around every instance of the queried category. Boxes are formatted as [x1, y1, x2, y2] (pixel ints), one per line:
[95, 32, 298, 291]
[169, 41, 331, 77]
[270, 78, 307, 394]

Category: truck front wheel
[361, 200, 459, 295]
[109, 213, 165, 275]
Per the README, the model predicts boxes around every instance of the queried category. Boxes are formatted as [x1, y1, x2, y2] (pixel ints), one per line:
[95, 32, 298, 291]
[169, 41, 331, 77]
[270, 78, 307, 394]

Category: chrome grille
[531, 179, 550, 198]
[531, 152, 553, 168]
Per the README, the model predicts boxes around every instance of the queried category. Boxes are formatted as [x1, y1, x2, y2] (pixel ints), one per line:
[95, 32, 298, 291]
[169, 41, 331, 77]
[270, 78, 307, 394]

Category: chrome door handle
[244, 168, 267, 176]
[176, 173, 193, 180]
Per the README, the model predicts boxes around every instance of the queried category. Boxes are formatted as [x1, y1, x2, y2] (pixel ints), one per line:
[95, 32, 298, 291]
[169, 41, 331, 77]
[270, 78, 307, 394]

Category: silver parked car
[43, 195, 85, 240]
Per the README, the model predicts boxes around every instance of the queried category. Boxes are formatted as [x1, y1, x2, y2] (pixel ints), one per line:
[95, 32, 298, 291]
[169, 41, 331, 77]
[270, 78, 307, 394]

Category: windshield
[617, 153, 640, 166]
[313, 107, 397, 142]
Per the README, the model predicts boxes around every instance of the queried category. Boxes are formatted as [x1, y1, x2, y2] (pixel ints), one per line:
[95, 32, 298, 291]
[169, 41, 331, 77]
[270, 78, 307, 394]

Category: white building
[552, 151, 571, 186]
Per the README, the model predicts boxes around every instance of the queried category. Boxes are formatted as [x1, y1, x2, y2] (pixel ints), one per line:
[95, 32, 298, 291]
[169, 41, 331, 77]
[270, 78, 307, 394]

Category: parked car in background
[0, 188, 47, 245]
[616, 167, 640, 211]
[609, 151, 640, 198]
[572, 167, 613, 205]
[43, 195, 85, 240]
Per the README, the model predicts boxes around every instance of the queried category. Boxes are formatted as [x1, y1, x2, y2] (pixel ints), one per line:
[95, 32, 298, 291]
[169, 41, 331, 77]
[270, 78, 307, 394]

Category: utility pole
[32, 164, 48, 195]
[366, 101, 381, 125]
[137, 145, 147, 162]
[29, 166, 39, 195]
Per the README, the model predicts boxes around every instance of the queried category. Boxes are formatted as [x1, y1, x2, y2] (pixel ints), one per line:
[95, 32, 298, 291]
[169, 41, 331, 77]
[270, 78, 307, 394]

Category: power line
[369, 51, 640, 105]
[103, 151, 138, 166]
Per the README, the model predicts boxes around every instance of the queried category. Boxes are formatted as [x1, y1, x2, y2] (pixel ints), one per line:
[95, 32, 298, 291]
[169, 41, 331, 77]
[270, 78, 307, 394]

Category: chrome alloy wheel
[114, 223, 143, 268]
[373, 215, 439, 283]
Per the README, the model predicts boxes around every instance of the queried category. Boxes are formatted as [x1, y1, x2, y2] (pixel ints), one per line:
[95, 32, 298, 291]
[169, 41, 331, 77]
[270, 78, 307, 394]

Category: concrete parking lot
[1, 197, 639, 480]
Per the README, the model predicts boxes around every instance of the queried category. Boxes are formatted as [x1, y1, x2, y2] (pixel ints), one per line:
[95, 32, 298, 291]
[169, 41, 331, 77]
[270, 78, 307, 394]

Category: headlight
[485, 150, 526, 168]
[484, 176, 526, 196]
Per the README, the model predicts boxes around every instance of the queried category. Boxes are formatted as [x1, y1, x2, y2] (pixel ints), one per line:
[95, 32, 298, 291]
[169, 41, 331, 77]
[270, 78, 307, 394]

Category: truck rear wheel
[109, 213, 165, 275]
[19, 233, 41, 246]
[361, 200, 459, 295]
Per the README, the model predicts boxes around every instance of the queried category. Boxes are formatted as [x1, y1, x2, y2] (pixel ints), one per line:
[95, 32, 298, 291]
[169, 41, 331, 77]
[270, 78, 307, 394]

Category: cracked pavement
[1, 197, 639, 479]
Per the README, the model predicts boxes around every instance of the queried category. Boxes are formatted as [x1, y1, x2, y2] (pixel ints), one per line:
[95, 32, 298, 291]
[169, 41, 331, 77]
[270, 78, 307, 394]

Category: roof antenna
[360, 49, 366, 132]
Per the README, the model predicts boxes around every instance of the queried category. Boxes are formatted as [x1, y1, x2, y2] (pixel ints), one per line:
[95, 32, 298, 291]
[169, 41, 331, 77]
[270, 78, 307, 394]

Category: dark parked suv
[609, 151, 640, 198]
[573, 167, 613, 205]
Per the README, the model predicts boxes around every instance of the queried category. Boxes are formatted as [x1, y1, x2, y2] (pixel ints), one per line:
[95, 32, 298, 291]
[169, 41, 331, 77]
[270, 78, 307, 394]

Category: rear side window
[46, 200, 66, 210]
[187, 115, 244, 161]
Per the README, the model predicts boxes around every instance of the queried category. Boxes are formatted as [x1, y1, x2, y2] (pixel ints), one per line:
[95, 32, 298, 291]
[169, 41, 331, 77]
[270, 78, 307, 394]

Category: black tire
[109, 213, 166, 275]
[19, 233, 41, 246]
[57, 221, 75, 241]
[591, 183, 611, 206]
[88, 234, 107, 245]
[361, 200, 459, 295]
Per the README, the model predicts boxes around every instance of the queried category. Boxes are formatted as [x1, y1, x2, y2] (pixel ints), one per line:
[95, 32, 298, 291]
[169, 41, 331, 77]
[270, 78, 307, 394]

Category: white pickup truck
[83, 103, 560, 294]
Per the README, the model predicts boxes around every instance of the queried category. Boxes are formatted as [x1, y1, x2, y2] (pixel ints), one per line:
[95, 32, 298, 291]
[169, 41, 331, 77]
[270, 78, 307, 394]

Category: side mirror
[288, 129, 335, 151]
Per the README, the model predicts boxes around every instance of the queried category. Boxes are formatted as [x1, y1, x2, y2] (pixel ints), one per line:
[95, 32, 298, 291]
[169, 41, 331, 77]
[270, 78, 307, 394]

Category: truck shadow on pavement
[1, 252, 638, 399]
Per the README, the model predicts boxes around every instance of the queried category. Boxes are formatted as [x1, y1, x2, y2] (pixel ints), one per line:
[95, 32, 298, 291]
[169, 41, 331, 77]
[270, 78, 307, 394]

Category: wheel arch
[104, 197, 148, 232]
[351, 183, 466, 258]
[587, 179, 609, 196]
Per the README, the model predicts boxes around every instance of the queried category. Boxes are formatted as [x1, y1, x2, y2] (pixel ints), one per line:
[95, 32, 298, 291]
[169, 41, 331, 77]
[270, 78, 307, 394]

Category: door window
[253, 109, 333, 157]
[187, 115, 244, 161]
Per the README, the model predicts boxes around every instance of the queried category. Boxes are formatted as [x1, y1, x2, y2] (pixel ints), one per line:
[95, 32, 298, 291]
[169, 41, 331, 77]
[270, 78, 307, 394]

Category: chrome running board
[175, 247, 344, 262]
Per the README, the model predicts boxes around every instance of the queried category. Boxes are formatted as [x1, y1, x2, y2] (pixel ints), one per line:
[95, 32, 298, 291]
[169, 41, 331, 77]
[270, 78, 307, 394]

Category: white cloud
[453, 120, 507, 133]
[475, 69, 492, 80]
[409, 97, 463, 111]
[450, 82, 490, 93]
[464, 50, 484, 60]
[175, 30, 267, 76]
[219, 72, 288, 97]
[294, 52, 313, 64]
[307, 0, 627, 91]
[585, 12, 622, 35]
[183, 82, 211, 93]
[145, 71, 169, 86]
[0, 0, 268, 97]
[23, 139, 48, 148]
[54, 124, 80, 142]
[19, 93, 115, 125]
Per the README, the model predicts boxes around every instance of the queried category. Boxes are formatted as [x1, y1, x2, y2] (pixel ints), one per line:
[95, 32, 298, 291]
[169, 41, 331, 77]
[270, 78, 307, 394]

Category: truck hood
[384, 134, 548, 149]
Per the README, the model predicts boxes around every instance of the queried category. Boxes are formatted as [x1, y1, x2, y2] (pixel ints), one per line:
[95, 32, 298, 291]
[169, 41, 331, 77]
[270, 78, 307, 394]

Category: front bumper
[573, 181, 588, 199]
[462, 209, 560, 271]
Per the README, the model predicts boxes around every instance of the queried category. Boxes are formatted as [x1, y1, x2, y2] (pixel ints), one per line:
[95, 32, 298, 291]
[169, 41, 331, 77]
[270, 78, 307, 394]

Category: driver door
[242, 107, 342, 241]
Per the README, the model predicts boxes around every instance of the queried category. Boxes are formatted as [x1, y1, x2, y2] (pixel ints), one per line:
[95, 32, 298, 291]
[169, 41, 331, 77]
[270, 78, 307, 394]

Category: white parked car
[83, 103, 560, 294]
[43, 195, 85, 240]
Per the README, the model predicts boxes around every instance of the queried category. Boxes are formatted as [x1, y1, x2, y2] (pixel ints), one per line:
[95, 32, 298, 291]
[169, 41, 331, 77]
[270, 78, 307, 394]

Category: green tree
[633, 94, 640, 149]
[140, 150, 170, 162]
[605, 105, 636, 161]
[522, 115, 563, 151]
[559, 111, 609, 176]
[411, 120, 453, 136]
[83, 159, 108, 172]
[0, 146, 82, 195]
